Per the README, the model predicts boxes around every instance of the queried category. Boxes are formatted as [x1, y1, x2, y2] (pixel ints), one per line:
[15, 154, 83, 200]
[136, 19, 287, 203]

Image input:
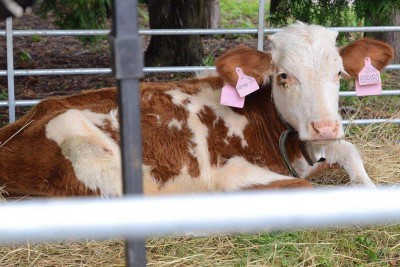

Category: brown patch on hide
[99, 119, 120, 145]
[0, 88, 118, 197]
[242, 179, 313, 190]
[198, 105, 227, 167]
[340, 38, 394, 79]
[195, 79, 304, 177]
[216, 45, 274, 87]
[140, 76, 224, 184]
[228, 86, 303, 176]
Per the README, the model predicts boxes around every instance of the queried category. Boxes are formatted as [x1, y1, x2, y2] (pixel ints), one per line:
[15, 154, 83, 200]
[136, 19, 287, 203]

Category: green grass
[220, 0, 264, 28]
[146, 225, 400, 266]
[0, 90, 8, 100]
[202, 54, 215, 66]
[1, 225, 399, 266]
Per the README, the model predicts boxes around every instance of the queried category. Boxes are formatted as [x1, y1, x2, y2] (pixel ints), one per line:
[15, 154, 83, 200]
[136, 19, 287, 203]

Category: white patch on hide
[147, 113, 162, 125]
[61, 136, 122, 197]
[195, 70, 219, 79]
[167, 118, 183, 131]
[145, 157, 296, 194]
[46, 109, 122, 197]
[212, 156, 294, 191]
[187, 112, 212, 188]
[108, 109, 119, 130]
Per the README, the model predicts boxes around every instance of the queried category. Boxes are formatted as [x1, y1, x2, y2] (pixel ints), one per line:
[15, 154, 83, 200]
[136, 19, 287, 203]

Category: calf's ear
[215, 45, 274, 86]
[339, 38, 394, 79]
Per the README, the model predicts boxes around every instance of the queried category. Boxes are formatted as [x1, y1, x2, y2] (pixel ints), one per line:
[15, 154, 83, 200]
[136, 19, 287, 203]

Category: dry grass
[352, 124, 400, 185]
[1, 226, 400, 266]
[0, 240, 125, 266]
[0, 186, 7, 201]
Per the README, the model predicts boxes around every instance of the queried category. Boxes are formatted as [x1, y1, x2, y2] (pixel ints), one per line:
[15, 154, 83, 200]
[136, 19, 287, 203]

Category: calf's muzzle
[310, 120, 341, 141]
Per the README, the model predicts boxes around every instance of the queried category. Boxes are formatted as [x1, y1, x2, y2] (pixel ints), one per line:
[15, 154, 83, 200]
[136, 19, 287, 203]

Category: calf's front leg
[324, 140, 376, 187]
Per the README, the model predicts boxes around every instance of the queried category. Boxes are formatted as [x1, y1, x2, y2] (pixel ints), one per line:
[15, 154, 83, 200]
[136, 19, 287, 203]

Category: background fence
[0, 1, 399, 267]
[1, 19, 400, 124]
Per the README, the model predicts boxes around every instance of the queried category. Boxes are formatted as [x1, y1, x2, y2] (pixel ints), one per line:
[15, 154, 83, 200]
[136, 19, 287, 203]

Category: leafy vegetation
[269, 0, 400, 27]
[39, 0, 110, 43]
[269, 0, 355, 28]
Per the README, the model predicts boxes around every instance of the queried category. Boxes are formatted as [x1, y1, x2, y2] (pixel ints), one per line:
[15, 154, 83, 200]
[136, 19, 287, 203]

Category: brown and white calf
[0, 22, 394, 197]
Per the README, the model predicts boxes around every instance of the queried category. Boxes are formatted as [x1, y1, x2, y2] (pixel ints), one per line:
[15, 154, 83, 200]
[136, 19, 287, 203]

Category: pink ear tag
[235, 67, 260, 97]
[220, 83, 245, 108]
[355, 57, 382, 96]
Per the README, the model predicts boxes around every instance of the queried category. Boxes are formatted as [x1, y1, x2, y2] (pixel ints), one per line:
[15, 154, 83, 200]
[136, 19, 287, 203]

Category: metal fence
[0, 1, 399, 267]
[1, 16, 400, 123]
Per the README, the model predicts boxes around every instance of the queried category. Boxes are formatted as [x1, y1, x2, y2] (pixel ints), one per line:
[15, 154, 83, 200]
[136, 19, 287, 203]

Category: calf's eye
[278, 73, 289, 87]
[338, 71, 342, 76]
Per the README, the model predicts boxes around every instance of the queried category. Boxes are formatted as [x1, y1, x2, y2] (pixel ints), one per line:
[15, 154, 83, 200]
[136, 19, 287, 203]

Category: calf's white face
[216, 22, 393, 144]
[269, 23, 345, 142]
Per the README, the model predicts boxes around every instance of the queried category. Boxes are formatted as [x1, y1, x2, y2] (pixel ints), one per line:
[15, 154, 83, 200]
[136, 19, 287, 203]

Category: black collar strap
[278, 128, 300, 178]
[271, 92, 300, 177]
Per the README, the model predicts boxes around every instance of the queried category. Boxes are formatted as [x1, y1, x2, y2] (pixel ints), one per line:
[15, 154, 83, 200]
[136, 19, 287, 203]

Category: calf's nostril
[310, 121, 339, 139]
[311, 122, 320, 134]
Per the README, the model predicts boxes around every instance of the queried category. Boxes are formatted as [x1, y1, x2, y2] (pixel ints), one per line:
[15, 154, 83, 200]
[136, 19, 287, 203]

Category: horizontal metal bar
[384, 65, 400, 71]
[140, 28, 259, 35]
[0, 64, 399, 76]
[0, 98, 397, 125]
[1, 101, 397, 126]
[0, 99, 39, 106]
[330, 26, 400, 33]
[343, 118, 400, 125]
[0, 68, 112, 76]
[1, 188, 400, 243]
[339, 90, 400, 96]
[1, 90, 400, 108]
[0, 26, 400, 37]
[0, 29, 110, 36]
[143, 66, 215, 73]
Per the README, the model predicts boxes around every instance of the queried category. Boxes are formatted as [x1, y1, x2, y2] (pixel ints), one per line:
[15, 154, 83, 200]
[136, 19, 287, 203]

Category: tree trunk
[270, 0, 280, 15]
[268, 0, 289, 26]
[145, 0, 206, 66]
[205, 0, 220, 28]
[365, 10, 400, 64]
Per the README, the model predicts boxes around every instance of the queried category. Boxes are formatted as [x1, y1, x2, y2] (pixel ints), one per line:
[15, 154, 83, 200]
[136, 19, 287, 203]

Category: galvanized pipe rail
[1, 188, 400, 243]
[1, 25, 400, 36]
[0, 64, 399, 76]
[5, 17, 15, 122]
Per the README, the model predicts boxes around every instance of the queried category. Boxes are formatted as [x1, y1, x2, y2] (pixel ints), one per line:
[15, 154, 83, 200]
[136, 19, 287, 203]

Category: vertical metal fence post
[6, 17, 15, 122]
[257, 0, 265, 51]
[110, 0, 146, 266]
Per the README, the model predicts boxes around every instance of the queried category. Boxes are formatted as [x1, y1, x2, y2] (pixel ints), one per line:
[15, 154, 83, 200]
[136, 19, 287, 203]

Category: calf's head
[216, 22, 394, 144]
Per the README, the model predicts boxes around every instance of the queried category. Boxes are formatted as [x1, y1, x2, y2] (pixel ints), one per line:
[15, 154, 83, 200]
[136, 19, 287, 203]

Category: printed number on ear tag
[355, 57, 382, 96]
[235, 67, 260, 97]
[220, 84, 245, 108]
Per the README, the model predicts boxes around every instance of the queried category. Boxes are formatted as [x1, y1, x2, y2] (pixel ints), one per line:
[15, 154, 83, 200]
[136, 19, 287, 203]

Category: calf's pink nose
[310, 121, 339, 140]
